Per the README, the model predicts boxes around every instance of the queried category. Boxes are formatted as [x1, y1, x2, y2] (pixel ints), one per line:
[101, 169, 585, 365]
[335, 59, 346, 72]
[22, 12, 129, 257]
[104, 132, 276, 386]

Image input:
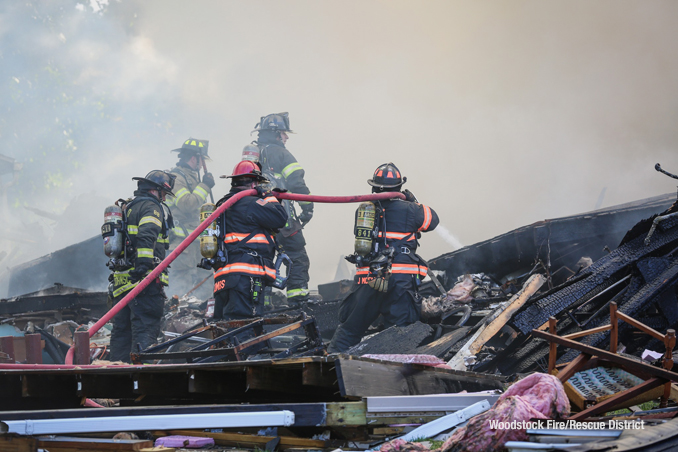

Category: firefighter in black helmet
[109, 170, 175, 362]
[328, 163, 440, 353]
[165, 138, 215, 299]
[252, 112, 313, 306]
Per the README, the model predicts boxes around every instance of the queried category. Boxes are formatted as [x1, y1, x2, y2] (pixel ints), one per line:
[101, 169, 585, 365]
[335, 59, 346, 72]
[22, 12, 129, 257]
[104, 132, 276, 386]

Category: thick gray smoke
[2, 0, 678, 296]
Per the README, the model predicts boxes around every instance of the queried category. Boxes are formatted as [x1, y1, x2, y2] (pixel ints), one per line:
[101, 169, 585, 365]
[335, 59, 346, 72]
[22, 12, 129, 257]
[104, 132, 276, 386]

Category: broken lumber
[158, 430, 327, 449]
[448, 274, 545, 370]
[36, 436, 153, 451]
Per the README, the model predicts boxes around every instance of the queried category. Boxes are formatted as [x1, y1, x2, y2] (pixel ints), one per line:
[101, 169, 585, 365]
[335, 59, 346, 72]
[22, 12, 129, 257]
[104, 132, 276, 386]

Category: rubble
[348, 322, 434, 356]
[2, 192, 678, 451]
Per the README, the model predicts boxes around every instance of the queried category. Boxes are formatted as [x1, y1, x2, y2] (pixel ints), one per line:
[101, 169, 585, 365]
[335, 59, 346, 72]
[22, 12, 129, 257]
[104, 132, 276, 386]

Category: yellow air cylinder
[354, 201, 376, 256]
[199, 203, 217, 258]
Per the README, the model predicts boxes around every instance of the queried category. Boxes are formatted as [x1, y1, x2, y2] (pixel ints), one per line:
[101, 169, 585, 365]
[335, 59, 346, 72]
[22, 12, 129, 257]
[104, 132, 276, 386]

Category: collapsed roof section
[428, 192, 677, 290]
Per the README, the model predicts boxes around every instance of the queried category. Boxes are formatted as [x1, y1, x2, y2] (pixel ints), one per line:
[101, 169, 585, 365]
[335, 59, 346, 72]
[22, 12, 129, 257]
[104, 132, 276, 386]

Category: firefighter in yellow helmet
[165, 138, 215, 299]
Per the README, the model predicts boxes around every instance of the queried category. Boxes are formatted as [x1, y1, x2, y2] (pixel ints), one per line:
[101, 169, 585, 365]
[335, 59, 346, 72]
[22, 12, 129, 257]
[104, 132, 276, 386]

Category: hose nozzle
[655, 163, 678, 180]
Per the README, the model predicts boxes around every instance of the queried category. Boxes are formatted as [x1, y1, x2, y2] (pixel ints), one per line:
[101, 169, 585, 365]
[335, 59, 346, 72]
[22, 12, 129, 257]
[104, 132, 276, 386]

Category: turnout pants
[109, 282, 166, 363]
[278, 230, 310, 303]
[214, 275, 264, 320]
[328, 274, 421, 353]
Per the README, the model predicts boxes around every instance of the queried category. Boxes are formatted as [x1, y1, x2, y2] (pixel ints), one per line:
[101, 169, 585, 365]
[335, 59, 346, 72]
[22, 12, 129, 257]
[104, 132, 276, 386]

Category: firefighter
[165, 138, 215, 299]
[328, 163, 440, 353]
[253, 113, 313, 306]
[109, 170, 175, 362]
[212, 160, 288, 319]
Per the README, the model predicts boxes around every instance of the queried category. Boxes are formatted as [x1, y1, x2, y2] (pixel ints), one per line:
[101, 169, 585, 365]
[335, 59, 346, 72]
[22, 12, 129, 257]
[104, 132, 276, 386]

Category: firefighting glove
[256, 185, 272, 197]
[299, 204, 314, 225]
[129, 263, 151, 284]
[272, 187, 288, 193]
[202, 172, 215, 189]
[368, 272, 390, 292]
[402, 189, 418, 203]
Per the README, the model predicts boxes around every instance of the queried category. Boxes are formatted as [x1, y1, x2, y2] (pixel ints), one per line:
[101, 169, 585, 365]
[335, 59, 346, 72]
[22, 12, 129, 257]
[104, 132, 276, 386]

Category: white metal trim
[3, 410, 295, 435]
[366, 392, 500, 413]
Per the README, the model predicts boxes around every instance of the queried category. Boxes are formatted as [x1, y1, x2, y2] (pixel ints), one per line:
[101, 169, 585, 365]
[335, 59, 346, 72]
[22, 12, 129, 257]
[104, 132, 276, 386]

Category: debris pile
[3, 192, 678, 450]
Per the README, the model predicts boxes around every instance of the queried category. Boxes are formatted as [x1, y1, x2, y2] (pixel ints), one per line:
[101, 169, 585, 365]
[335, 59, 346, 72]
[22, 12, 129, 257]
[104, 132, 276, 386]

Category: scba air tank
[199, 203, 218, 258]
[102, 204, 124, 258]
[354, 201, 376, 256]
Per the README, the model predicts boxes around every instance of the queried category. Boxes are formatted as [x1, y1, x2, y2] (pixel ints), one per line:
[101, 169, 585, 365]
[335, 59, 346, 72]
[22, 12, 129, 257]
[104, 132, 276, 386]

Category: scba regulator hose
[64, 190, 405, 365]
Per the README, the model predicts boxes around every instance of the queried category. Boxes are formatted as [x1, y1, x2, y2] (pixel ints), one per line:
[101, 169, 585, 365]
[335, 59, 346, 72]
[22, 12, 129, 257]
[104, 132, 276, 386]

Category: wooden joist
[156, 430, 327, 449]
[447, 274, 545, 370]
[36, 436, 153, 451]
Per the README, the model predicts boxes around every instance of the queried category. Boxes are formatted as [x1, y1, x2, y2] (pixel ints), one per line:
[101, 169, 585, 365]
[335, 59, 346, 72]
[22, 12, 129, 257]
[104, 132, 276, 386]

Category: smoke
[2, 1, 678, 295]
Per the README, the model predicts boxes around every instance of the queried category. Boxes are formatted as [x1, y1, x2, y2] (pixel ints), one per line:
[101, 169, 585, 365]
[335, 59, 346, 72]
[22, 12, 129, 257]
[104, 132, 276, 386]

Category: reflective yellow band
[113, 282, 138, 298]
[157, 236, 169, 244]
[172, 228, 186, 237]
[175, 187, 190, 200]
[165, 197, 175, 207]
[127, 225, 138, 235]
[159, 272, 169, 285]
[137, 248, 154, 259]
[194, 185, 209, 200]
[282, 162, 303, 179]
[139, 216, 162, 227]
[287, 288, 309, 299]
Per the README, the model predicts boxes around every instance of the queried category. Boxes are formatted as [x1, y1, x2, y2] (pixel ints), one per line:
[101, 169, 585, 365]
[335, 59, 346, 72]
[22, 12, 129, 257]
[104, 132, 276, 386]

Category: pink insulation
[498, 372, 569, 418]
[377, 373, 570, 452]
[380, 439, 431, 452]
[446, 274, 476, 303]
[439, 395, 548, 452]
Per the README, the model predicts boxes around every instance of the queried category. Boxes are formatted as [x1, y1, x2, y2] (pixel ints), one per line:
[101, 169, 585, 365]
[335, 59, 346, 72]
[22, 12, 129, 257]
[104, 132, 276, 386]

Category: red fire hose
[64, 190, 405, 365]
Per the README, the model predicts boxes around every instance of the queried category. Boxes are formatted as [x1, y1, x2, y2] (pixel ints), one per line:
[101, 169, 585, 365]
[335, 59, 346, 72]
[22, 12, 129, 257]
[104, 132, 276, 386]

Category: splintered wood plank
[37, 436, 153, 450]
[0, 436, 37, 452]
[448, 274, 545, 370]
[326, 402, 367, 426]
[301, 362, 336, 387]
[334, 357, 505, 398]
[161, 430, 327, 449]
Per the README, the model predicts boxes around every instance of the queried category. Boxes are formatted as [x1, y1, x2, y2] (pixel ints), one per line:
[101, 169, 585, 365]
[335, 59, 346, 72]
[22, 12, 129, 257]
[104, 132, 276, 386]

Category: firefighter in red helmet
[329, 163, 440, 352]
[209, 161, 288, 319]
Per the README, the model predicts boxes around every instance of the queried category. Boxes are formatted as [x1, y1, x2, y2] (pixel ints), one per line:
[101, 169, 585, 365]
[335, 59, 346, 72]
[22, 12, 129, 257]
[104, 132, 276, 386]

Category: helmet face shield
[133, 170, 176, 196]
[252, 112, 294, 133]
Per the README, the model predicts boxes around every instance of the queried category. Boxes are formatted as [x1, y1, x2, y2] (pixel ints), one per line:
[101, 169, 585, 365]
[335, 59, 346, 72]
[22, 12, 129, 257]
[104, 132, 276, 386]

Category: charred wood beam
[514, 224, 678, 335]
